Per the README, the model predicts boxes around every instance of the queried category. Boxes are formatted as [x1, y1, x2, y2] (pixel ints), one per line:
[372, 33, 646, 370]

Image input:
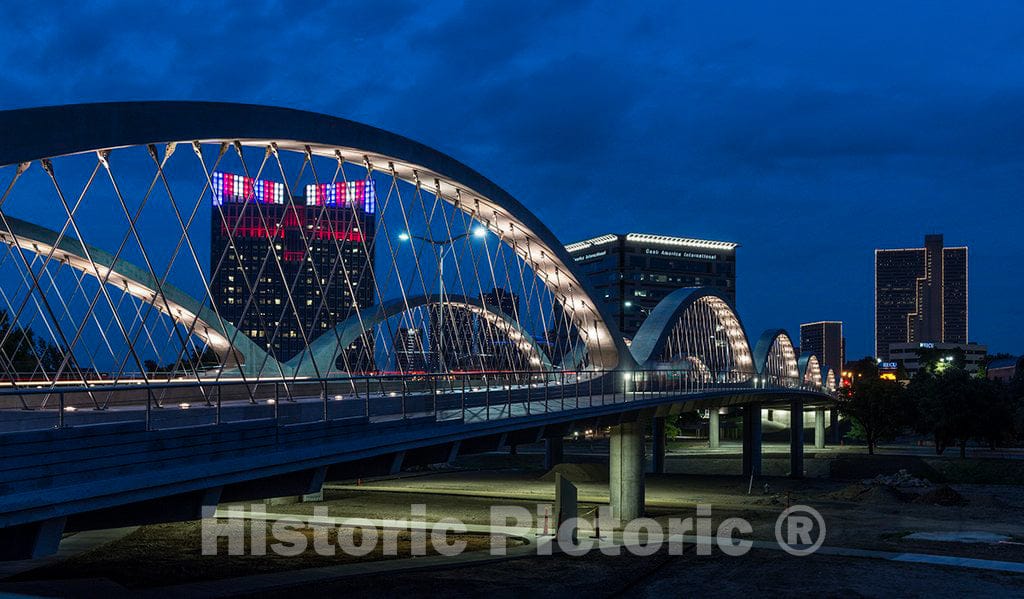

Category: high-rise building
[875, 234, 968, 360]
[393, 327, 427, 372]
[799, 321, 845, 371]
[428, 303, 476, 371]
[428, 288, 527, 372]
[479, 288, 523, 371]
[210, 171, 376, 369]
[565, 233, 738, 339]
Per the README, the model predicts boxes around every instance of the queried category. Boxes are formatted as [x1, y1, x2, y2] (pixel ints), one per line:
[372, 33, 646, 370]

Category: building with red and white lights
[210, 172, 376, 367]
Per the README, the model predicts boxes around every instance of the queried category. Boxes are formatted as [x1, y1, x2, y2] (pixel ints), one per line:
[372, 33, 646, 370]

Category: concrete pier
[741, 403, 762, 476]
[790, 399, 804, 478]
[815, 407, 826, 449]
[709, 409, 720, 449]
[609, 420, 645, 523]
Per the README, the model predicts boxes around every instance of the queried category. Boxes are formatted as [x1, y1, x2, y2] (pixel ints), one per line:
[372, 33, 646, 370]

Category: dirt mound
[538, 463, 608, 483]
[864, 469, 931, 488]
[913, 485, 968, 506]
[829, 483, 903, 504]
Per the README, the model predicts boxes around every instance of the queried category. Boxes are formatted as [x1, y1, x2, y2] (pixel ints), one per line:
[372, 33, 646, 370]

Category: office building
[478, 288, 524, 371]
[428, 288, 528, 372]
[428, 303, 477, 371]
[393, 327, 427, 372]
[210, 171, 376, 368]
[875, 234, 967, 360]
[987, 356, 1024, 383]
[565, 233, 738, 339]
[800, 321, 845, 370]
[889, 341, 987, 378]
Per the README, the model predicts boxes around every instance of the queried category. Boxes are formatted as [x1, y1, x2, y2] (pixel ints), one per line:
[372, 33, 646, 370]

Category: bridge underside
[0, 386, 830, 559]
[0, 102, 839, 560]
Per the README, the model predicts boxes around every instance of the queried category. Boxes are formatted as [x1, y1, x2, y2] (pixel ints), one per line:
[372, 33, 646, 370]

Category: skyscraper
[393, 327, 427, 372]
[479, 288, 523, 371]
[428, 303, 476, 372]
[210, 171, 377, 370]
[565, 233, 738, 339]
[874, 234, 968, 360]
[799, 321, 844, 371]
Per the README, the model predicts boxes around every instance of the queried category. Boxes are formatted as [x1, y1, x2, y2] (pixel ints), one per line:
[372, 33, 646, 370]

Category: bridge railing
[0, 369, 831, 434]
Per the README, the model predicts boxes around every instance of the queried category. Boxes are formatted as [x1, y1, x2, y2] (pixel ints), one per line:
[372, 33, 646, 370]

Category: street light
[399, 227, 487, 372]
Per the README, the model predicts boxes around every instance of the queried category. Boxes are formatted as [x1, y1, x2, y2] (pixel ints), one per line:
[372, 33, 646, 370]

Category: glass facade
[874, 234, 968, 359]
[210, 171, 376, 368]
[799, 321, 844, 371]
[565, 233, 738, 339]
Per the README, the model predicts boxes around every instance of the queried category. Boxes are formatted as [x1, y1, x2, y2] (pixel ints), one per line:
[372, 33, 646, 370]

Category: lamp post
[399, 227, 487, 373]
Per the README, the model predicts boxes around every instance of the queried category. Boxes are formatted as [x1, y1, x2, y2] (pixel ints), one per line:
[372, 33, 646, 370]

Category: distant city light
[305, 180, 377, 213]
[211, 171, 284, 206]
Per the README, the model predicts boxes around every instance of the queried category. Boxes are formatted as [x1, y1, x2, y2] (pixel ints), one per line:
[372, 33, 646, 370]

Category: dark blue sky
[3, 1, 1023, 357]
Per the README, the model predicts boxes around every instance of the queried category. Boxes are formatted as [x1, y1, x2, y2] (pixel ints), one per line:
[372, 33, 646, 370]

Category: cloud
[2, 0, 1024, 354]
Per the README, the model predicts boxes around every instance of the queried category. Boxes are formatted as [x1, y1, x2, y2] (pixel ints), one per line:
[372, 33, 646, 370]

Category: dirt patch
[828, 483, 905, 504]
[830, 455, 943, 482]
[539, 462, 608, 483]
[913, 485, 969, 506]
[9, 520, 516, 589]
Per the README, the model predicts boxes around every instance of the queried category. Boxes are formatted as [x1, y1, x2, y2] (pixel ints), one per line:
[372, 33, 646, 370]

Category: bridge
[0, 102, 838, 559]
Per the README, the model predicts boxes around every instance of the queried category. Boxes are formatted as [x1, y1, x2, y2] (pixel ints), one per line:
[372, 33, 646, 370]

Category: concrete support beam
[544, 436, 564, 471]
[650, 417, 666, 474]
[790, 399, 804, 478]
[815, 408, 826, 449]
[741, 403, 762, 477]
[709, 409, 720, 449]
[609, 420, 645, 523]
[0, 517, 66, 560]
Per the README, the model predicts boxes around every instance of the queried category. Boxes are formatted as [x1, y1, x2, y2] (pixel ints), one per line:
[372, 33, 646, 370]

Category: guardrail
[0, 369, 831, 434]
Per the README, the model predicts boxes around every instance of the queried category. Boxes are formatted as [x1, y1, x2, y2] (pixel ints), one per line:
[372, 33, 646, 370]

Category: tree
[974, 378, 1015, 450]
[909, 367, 1012, 456]
[0, 310, 65, 378]
[835, 358, 907, 454]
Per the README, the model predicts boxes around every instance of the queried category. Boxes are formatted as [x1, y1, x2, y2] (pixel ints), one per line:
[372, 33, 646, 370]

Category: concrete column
[544, 437, 564, 471]
[741, 403, 762, 477]
[830, 408, 840, 444]
[709, 409, 720, 449]
[609, 420, 645, 523]
[815, 408, 826, 449]
[650, 417, 666, 474]
[790, 399, 804, 478]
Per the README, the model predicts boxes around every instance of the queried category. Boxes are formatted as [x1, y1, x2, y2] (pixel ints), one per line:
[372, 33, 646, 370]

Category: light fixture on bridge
[398, 232, 411, 241]
[267, 399, 276, 405]
[179, 402, 191, 410]
[472, 227, 487, 239]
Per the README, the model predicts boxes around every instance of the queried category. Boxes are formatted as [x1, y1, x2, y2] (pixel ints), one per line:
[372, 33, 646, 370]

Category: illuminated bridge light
[305, 180, 377, 213]
[211, 171, 285, 206]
